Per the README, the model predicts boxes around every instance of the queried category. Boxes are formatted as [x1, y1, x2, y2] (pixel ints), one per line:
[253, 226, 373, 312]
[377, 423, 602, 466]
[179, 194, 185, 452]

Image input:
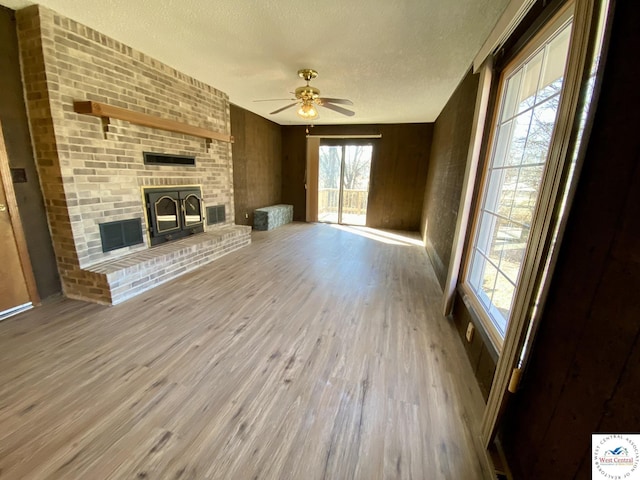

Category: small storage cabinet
[253, 204, 293, 231]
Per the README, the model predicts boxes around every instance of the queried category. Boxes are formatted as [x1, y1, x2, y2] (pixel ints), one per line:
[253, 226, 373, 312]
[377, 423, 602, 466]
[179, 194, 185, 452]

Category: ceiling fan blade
[270, 103, 298, 115]
[253, 98, 296, 102]
[321, 103, 355, 117]
[318, 97, 354, 106]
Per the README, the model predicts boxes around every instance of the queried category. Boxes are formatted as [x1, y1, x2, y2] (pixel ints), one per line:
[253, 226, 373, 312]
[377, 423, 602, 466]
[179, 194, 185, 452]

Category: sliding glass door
[318, 143, 373, 226]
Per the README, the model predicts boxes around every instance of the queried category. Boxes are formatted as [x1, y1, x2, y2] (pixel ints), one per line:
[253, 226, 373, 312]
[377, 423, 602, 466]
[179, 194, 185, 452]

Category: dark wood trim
[73, 100, 234, 144]
[0, 119, 40, 305]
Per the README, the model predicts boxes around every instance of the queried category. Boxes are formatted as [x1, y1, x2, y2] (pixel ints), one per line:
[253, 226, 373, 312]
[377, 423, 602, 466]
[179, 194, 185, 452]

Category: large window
[464, 11, 573, 349]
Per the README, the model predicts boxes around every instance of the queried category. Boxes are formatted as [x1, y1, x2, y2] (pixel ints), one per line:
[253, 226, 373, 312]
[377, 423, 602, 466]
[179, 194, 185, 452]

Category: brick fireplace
[15, 5, 250, 304]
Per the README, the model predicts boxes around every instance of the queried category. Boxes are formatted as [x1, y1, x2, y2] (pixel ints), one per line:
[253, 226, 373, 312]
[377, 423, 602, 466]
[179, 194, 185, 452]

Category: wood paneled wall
[0, 7, 60, 299]
[421, 69, 480, 288]
[502, 2, 640, 478]
[230, 105, 282, 226]
[419, 67, 497, 401]
[452, 293, 497, 401]
[366, 124, 432, 230]
[281, 124, 433, 230]
[281, 126, 307, 222]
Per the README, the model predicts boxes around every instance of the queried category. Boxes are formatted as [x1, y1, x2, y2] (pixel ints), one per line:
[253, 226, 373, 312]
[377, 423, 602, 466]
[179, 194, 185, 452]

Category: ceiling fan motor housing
[295, 85, 320, 101]
[297, 68, 318, 82]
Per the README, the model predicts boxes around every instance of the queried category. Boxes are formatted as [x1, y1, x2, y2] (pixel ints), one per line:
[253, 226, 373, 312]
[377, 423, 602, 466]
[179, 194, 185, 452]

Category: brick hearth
[78, 225, 251, 305]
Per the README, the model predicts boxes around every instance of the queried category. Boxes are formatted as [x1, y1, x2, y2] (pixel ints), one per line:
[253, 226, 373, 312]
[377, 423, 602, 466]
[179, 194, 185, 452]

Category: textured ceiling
[0, 0, 509, 125]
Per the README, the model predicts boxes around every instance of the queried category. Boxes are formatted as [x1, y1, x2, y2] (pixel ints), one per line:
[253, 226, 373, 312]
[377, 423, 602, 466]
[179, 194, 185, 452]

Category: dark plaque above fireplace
[143, 151, 196, 167]
[144, 186, 204, 246]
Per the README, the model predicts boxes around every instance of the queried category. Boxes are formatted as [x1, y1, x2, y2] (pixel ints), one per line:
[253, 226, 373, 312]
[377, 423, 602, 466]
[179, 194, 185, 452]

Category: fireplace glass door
[145, 187, 204, 245]
[183, 193, 202, 226]
[154, 195, 180, 233]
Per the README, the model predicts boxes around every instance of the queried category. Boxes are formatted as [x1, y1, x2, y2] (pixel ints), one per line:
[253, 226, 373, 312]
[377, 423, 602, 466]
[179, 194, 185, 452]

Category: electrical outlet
[465, 322, 475, 343]
[245, 212, 249, 219]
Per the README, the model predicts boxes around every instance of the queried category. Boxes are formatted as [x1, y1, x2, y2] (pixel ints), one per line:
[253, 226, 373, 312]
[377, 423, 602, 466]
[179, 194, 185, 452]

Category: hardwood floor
[0, 223, 492, 479]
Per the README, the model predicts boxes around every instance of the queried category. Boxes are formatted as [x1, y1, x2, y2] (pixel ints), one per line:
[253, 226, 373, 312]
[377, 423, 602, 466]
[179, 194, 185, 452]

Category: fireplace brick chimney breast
[15, 5, 246, 304]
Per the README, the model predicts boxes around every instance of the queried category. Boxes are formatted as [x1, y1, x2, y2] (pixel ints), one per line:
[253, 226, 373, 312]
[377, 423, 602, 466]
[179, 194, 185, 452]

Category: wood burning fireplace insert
[144, 186, 204, 246]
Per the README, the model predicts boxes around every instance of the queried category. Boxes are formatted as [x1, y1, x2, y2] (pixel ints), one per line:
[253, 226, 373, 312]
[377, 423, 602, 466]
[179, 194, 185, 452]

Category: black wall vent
[206, 205, 226, 225]
[143, 152, 196, 166]
[99, 218, 144, 252]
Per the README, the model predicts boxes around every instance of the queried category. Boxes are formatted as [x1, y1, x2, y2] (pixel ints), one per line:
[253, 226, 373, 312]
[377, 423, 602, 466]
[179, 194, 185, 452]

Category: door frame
[0, 119, 40, 313]
[305, 134, 380, 224]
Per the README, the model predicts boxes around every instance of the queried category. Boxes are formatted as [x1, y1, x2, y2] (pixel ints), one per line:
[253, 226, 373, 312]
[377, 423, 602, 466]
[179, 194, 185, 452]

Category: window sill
[457, 283, 501, 363]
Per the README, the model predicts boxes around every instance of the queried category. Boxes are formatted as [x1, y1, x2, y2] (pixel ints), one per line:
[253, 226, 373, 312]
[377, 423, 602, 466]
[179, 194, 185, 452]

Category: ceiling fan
[256, 69, 355, 120]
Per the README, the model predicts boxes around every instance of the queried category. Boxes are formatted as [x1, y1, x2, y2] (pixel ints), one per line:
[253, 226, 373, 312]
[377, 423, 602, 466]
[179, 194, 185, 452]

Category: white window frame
[467, 0, 609, 449]
[460, 4, 575, 353]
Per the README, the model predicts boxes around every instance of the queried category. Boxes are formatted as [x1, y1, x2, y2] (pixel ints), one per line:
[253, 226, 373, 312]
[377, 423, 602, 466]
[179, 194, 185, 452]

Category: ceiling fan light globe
[297, 103, 318, 119]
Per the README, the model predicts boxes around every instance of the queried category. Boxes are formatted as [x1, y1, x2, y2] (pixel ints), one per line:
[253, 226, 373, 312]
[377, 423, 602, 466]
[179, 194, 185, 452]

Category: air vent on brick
[99, 218, 144, 252]
[206, 205, 226, 225]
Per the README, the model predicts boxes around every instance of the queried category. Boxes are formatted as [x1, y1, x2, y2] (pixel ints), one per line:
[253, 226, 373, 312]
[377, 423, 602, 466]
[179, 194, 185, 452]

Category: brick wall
[15, 5, 236, 301]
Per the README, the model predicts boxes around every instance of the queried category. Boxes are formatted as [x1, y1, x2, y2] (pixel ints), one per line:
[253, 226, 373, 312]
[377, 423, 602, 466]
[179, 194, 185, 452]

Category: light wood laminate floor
[0, 223, 492, 479]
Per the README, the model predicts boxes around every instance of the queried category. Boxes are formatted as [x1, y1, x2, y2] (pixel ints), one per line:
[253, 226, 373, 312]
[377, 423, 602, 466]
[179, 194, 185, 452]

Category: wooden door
[0, 120, 38, 316]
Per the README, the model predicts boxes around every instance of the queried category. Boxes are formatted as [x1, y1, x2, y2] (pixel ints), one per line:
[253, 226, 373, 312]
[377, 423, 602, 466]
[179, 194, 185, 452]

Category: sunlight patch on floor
[328, 224, 424, 247]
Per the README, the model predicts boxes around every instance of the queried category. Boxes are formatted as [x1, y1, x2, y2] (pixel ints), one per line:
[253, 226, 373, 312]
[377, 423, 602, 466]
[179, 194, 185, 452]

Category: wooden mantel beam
[73, 101, 234, 145]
